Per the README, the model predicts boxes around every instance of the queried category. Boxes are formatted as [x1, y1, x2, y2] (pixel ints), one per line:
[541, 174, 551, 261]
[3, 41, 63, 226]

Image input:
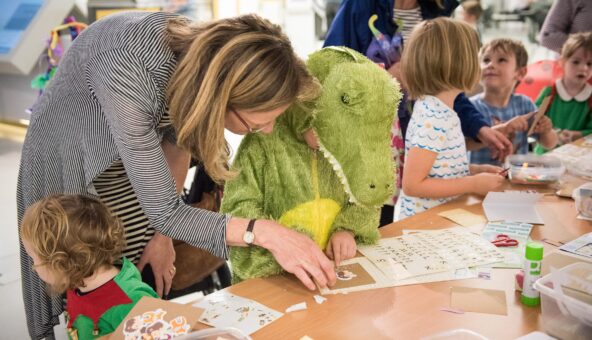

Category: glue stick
[520, 242, 544, 306]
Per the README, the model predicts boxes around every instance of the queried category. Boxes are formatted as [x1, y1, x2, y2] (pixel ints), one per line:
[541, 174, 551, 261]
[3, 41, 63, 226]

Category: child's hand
[503, 113, 534, 134]
[532, 116, 553, 134]
[471, 173, 505, 196]
[469, 164, 504, 175]
[558, 130, 582, 144]
[326, 231, 357, 266]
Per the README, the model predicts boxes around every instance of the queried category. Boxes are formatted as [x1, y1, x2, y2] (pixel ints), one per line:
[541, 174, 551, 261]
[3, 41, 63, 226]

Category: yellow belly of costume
[279, 198, 341, 249]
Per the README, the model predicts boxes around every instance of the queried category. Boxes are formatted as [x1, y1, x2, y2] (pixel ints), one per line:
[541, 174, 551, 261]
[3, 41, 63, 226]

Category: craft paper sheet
[359, 227, 504, 280]
[559, 232, 592, 259]
[193, 291, 283, 335]
[482, 191, 544, 224]
[437, 208, 487, 227]
[481, 222, 533, 268]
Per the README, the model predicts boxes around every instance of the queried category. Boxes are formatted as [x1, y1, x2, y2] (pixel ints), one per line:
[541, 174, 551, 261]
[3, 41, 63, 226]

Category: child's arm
[403, 147, 505, 198]
[326, 231, 356, 266]
[533, 115, 559, 149]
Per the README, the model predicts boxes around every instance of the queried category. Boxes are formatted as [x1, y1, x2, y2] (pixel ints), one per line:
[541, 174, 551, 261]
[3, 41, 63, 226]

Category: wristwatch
[243, 219, 256, 246]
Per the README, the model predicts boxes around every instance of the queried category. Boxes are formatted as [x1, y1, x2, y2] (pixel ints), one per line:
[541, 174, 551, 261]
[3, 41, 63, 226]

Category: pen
[498, 167, 510, 176]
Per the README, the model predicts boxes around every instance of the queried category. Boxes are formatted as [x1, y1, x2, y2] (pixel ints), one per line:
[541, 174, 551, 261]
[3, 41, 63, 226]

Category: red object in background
[515, 60, 563, 102]
[516, 59, 592, 102]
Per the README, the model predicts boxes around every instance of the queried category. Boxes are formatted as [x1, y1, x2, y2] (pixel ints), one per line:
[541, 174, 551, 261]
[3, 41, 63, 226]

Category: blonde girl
[399, 17, 505, 218]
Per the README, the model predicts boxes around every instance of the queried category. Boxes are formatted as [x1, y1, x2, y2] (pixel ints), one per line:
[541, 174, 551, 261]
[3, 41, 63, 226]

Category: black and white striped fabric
[17, 11, 229, 339]
[393, 6, 423, 44]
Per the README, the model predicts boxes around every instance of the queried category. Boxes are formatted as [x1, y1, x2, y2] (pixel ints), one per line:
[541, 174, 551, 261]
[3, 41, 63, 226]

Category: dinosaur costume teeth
[316, 137, 358, 205]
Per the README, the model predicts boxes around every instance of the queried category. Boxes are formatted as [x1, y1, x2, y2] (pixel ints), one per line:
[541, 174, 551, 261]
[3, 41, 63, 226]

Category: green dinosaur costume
[220, 47, 401, 282]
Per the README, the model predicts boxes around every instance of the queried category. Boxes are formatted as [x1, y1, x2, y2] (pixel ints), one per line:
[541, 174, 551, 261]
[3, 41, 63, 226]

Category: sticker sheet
[359, 227, 504, 280]
[193, 291, 283, 335]
[481, 221, 533, 268]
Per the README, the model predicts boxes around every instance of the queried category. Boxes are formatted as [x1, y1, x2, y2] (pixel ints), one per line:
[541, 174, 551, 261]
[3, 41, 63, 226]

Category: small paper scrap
[286, 302, 307, 313]
[300, 336, 314, 340]
[439, 307, 465, 314]
[313, 295, 326, 304]
[478, 269, 491, 280]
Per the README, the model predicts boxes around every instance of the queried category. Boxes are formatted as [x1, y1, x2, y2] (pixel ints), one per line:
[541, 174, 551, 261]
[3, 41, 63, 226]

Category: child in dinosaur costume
[20, 195, 157, 339]
[221, 47, 402, 282]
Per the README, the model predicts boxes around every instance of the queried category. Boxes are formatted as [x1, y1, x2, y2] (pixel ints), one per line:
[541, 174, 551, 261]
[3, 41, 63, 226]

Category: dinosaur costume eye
[341, 94, 350, 104]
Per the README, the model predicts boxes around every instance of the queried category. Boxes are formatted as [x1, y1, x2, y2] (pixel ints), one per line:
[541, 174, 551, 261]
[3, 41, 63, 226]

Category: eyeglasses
[231, 109, 265, 134]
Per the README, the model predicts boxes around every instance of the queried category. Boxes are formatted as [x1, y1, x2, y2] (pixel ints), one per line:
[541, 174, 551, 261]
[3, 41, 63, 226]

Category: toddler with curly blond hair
[20, 194, 157, 339]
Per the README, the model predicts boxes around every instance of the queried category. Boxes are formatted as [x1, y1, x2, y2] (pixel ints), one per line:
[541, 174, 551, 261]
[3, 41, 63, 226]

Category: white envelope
[482, 191, 544, 224]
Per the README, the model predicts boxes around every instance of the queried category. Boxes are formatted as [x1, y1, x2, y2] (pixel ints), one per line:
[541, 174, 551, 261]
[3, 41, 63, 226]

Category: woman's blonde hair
[167, 14, 320, 183]
[561, 32, 592, 59]
[401, 17, 480, 99]
[20, 195, 125, 294]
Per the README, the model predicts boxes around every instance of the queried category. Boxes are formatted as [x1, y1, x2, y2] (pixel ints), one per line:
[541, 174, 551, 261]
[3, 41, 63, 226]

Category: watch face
[243, 231, 255, 244]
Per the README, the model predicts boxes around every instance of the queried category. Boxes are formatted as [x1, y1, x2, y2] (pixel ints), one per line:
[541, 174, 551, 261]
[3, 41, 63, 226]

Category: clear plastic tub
[506, 154, 565, 185]
[573, 183, 592, 218]
[567, 158, 592, 180]
[534, 262, 592, 340]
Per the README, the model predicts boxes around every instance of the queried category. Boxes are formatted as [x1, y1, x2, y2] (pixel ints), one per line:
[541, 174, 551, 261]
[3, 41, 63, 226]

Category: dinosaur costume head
[221, 47, 401, 282]
[306, 47, 398, 206]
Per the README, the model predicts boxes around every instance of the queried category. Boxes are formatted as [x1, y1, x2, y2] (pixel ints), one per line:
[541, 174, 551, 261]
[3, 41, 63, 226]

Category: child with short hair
[399, 18, 505, 219]
[469, 39, 558, 164]
[20, 195, 157, 339]
[534, 32, 592, 152]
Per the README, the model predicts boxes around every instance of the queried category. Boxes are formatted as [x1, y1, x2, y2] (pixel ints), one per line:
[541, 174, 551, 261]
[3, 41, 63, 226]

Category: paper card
[438, 208, 487, 227]
[319, 257, 393, 295]
[192, 291, 282, 335]
[450, 286, 508, 315]
[110, 296, 200, 340]
[481, 222, 533, 268]
[559, 233, 592, 259]
[482, 191, 544, 224]
[527, 96, 551, 136]
[359, 227, 504, 280]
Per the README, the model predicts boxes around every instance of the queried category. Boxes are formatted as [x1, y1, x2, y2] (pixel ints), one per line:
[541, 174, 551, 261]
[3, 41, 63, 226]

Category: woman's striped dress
[17, 12, 229, 339]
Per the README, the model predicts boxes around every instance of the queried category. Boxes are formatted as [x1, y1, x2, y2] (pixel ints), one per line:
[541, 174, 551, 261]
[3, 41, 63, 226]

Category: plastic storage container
[567, 158, 592, 180]
[534, 262, 592, 340]
[506, 154, 565, 185]
[573, 183, 592, 218]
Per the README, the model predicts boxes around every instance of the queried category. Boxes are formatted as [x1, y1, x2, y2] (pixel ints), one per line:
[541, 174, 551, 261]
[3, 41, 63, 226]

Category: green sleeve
[582, 115, 592, 136]
[330, 203, 380, 245]
[220, 135, 270, 220]
[535, 86, 552, 107]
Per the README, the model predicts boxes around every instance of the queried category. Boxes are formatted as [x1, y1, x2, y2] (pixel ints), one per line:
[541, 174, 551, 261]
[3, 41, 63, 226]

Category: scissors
[491, 234, 519, 247]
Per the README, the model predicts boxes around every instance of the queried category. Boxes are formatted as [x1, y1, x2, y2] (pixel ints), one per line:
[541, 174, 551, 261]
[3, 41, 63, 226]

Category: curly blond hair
[20, 195, 125, 293]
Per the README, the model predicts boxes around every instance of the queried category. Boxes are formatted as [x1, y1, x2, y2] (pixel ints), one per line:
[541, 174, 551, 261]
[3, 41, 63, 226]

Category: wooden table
[197, 140, 592, 339]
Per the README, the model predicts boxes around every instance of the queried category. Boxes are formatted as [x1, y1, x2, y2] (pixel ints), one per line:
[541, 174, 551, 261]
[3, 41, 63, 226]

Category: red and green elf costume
[65, 258, 157, 339]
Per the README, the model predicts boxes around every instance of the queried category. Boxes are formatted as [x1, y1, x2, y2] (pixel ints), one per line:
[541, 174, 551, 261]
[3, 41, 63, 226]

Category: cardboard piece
[450, 286, 508, 315]
[527, 96, 551, 136]
[110, 296, 202, 340]
[482, 191, 544, 224]
[438, 208, 487, 227]
[319, 257, 392, 295]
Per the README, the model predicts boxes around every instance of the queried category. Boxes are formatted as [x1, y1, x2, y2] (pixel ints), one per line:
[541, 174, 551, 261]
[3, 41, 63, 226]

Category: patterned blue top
[400, 96, 470, 219]
[469, 93, 537, 165]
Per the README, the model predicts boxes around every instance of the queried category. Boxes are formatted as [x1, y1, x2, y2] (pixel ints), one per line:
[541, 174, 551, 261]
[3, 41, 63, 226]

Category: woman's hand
[137, 232, 176, 297]
[325, 231, 357, 266]
[252, 219, 336, 290]
[477, 126, 513, 161]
